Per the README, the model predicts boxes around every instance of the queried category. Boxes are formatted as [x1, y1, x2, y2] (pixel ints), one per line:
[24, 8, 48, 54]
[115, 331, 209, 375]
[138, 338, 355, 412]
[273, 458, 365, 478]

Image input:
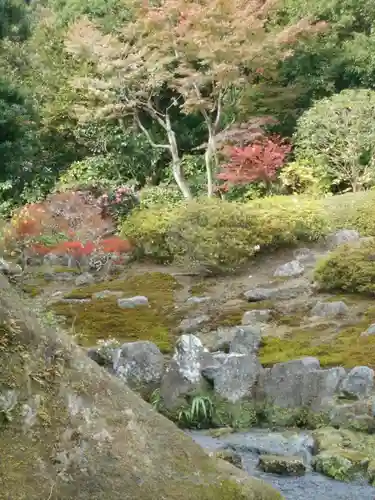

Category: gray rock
[117, 295, 149, 309]
[160, 335, 214, 410]
[258, 454, 306, 476]
[293, 248, 316, 262]
[241, 309, 272, 325]
[44, 271, 77, 282]
[186, 296, 211, 305]
[113, 341, 164, 390]
[0, 258, 22, 276]
[257, 357, 345, 411]
[361, 323, 375, 337]
[59, 298, 92, 304]
[198, 326, 238, 352]
[93, 290, 124, 299]
[328, 400, 375, 432]
[230, 325, 262, 355]
[202, 352, 262, 403]
[178, 314, 210, 333]
[274, 260, 304, 278]
[244, 279, 311, 302]
[340, 366, 374, 400]
[75, 272, 95, 286]
[310, 300, 349, 318]
[326, 229, 360, 249]
[87, 339, 120, 368]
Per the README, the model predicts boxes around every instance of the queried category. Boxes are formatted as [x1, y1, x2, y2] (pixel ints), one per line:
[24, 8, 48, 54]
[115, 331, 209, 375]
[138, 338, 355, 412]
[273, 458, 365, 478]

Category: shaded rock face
[160, 335, 214, 410]
[202, 352, 262, 403]
[0, 276, 282, 500]
[257, 358, 345, 411]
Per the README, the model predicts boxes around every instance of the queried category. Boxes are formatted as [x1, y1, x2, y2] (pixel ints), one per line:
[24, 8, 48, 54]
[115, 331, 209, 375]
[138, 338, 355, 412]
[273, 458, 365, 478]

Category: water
[187, 429, 375, 500]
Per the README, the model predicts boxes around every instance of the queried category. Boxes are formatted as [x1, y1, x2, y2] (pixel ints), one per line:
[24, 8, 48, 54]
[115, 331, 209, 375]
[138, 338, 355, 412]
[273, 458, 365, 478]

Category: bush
[247, 195, 329, 243]
[139, 184, 183, 209]
[122, 196, 329, 272]
[294, 89, 375, 192]
[314, 240, 375, 295]
[324, 190, 375, 237]
[279, 159, 330, 195]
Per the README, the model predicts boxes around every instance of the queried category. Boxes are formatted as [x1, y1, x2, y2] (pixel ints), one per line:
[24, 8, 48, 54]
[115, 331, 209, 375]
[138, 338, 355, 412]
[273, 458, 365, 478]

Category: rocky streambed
[188, 429, 375, 500]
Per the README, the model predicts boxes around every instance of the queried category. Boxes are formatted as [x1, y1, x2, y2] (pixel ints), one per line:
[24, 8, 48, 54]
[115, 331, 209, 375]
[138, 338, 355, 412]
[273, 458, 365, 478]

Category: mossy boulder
[0, 275, 283, 500]
[312, 427, 375, 483]
[49, 272, 182, 352]
[258, 455, 306, 476]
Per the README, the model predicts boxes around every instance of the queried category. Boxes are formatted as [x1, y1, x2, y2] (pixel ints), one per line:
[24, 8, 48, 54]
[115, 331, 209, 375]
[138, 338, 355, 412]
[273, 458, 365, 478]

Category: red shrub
[217, 135, 291, 189]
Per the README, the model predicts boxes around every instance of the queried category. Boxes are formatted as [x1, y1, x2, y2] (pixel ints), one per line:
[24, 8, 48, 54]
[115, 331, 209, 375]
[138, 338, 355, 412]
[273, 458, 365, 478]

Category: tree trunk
[205, 135, 215, 198]
[165, 113, 192, 200]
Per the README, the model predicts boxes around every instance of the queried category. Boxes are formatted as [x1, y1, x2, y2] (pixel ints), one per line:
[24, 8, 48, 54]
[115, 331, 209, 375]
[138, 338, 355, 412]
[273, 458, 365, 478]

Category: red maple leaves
[217, 135, 291, 190]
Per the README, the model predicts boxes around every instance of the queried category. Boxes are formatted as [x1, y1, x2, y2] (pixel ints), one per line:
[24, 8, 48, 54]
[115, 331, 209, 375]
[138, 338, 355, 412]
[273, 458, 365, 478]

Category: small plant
[97, 185, 139, 222]
[177, 395, 214, 429]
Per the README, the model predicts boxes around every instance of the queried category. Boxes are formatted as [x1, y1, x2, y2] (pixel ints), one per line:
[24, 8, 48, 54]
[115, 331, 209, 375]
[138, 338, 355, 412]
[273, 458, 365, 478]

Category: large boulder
[0, 276, 283, 500]
[112, 341, 165, 392]
[202, 352, 262, 403]
[257, 357, 345, 411]
[160, 334, 215, 410]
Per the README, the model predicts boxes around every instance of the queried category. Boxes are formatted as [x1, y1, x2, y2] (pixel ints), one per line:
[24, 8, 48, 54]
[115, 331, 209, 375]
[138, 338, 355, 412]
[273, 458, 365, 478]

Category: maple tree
[217, 135, 291, 190]
[65, 0, 325, 198]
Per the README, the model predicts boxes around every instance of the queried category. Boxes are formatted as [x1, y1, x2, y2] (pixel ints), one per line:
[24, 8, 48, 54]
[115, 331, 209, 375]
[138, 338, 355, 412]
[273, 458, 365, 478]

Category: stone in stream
[339, 366, 374, 400]
[0, 274, 283, 500]
[274, 260, 304, 278]
[258, 455, 306, 476]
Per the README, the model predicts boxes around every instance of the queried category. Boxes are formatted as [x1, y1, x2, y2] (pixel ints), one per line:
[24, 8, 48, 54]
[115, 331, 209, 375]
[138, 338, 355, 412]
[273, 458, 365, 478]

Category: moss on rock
[49, 272, 182, 352]
[0, 274, 283, 500]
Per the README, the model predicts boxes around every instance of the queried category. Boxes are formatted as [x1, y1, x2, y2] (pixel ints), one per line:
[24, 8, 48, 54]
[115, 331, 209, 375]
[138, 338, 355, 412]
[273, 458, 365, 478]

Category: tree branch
[133, 113, 170, 150]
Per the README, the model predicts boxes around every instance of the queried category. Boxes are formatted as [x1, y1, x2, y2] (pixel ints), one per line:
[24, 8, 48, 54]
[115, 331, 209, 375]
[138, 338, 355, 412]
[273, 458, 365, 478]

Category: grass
[49, 272, 182, 352]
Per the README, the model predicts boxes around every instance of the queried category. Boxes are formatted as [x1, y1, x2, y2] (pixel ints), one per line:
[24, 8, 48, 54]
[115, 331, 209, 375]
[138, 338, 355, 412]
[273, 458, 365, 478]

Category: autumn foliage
[2, 191, 132, 263]
[217, 136, 291, 190]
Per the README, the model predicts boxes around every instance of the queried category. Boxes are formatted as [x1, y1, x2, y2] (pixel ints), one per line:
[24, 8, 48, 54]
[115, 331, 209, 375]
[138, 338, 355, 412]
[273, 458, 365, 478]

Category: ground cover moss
[259, 321, 375, 369]
[49, 272, 182, 352]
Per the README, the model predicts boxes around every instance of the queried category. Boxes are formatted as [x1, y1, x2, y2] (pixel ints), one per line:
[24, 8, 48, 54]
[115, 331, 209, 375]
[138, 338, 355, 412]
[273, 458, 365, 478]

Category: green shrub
[139, 184, 183, 208]
[314, 240, 375, 295]
[294, 89, 375, 192]
[247, 195, 329, 243]
[279, 159, 330, 195]
[324, 190, 375, 237]
[122, 196, 329, 271]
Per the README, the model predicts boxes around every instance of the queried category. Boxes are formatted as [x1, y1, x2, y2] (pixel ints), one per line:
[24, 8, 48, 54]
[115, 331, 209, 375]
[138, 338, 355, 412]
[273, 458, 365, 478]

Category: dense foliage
[1, 0, 375, 217]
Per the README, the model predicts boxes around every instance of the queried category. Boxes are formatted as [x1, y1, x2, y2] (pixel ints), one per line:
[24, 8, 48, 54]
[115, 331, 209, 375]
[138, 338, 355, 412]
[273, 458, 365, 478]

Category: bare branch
[133, 113, 171, 150]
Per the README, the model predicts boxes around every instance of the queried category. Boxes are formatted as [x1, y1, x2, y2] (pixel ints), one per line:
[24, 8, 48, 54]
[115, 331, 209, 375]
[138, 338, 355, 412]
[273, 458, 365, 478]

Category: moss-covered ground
[49, 272, 182, 352]
[260, 300, 375, 368]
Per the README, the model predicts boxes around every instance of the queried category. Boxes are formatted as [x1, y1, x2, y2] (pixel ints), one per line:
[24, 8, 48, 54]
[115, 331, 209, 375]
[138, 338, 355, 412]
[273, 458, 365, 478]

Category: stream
[187, 429, 375, 500]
